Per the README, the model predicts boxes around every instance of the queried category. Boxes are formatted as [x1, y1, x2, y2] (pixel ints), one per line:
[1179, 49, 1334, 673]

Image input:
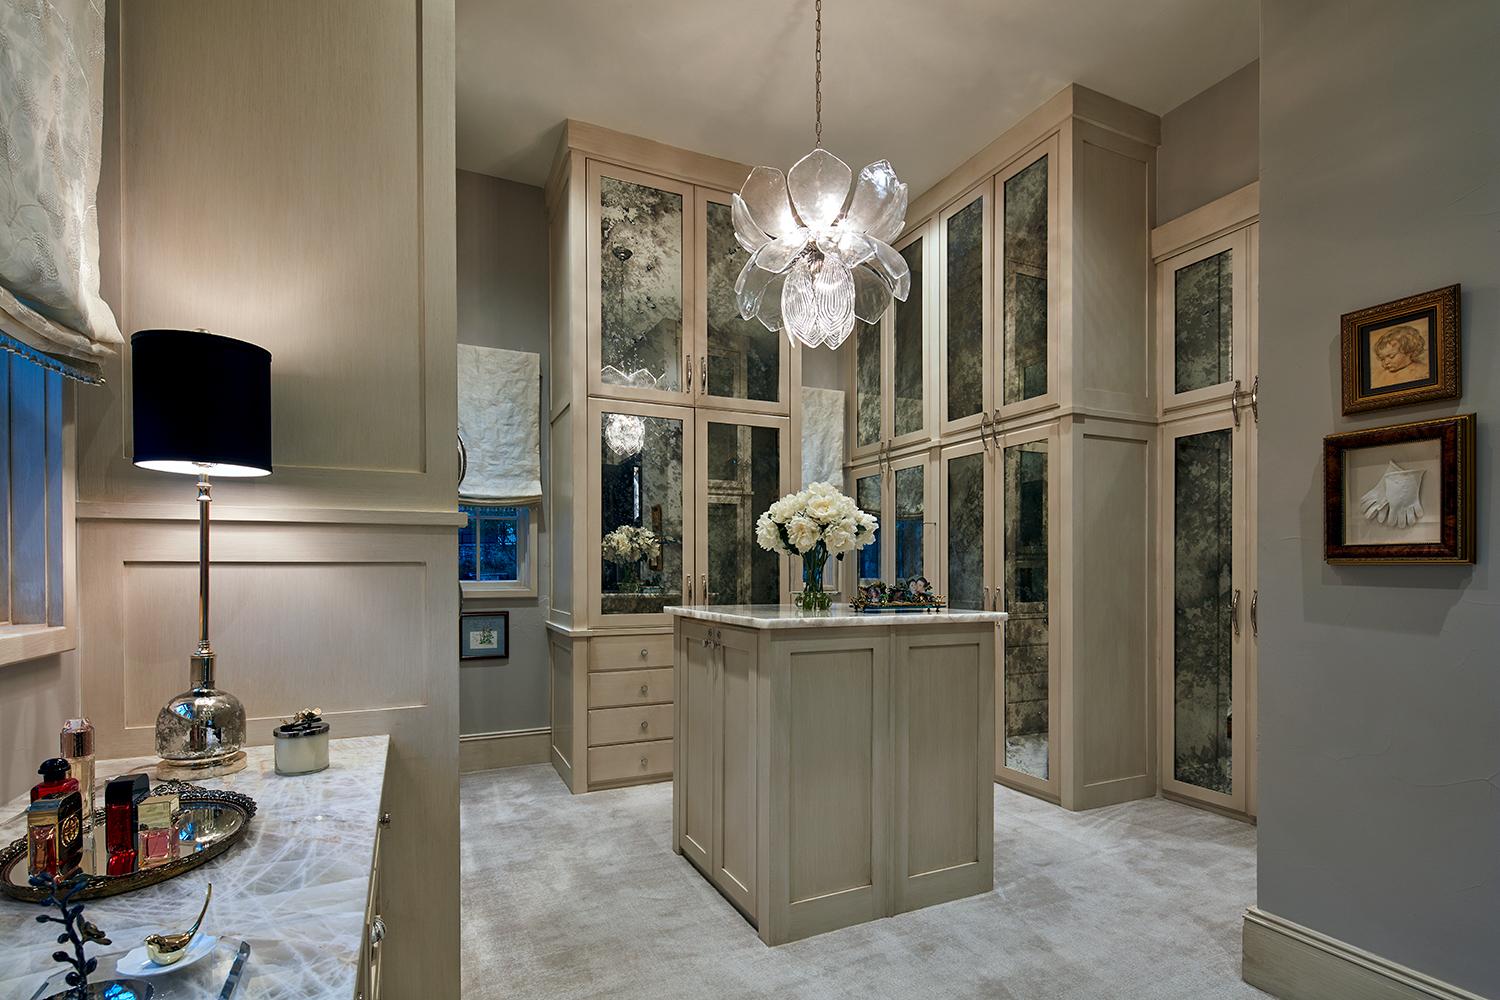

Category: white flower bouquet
[602, 524, 661, 564]
[755, 482, 877, 611]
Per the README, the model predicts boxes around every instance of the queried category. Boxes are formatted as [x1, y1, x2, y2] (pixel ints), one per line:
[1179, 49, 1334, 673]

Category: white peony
[785, 514, 821, 553]
[824, 521, 855, 552]
[805, 491, 840, 522]
[756, 512, 788, 554]
[769, 495, 801, 522]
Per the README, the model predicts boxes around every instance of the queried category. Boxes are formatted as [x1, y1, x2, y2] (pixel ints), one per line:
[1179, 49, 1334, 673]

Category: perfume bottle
[136, 792, 180, 869]
[28, 791, 83, 877]
[31, 758, 79, 802]
[104, 773, 150, 875]
[61, 718, 96, 829]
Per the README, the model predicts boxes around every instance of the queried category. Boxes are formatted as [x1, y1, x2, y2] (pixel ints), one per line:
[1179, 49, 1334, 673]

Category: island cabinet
[671, 606, 1002, 945]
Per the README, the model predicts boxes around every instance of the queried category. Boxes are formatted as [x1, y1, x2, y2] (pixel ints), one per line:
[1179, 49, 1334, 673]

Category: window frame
[459, 503, 538, 598]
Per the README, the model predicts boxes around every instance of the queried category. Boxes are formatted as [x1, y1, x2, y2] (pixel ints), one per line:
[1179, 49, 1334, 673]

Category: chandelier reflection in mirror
[731, 0, 909, 350]
[605, 412, 646, 458]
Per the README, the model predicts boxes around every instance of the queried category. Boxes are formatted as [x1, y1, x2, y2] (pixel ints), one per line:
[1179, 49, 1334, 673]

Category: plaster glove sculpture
[1359, 460, 1425, 529]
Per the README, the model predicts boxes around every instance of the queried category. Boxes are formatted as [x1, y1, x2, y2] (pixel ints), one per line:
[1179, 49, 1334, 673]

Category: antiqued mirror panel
[895, 464, 925, 582]
[855, 319, 882, 448]
[894, 238, 925, 437]
[599, 176, 683, 392]
[1174, 249, 1233, 394]
[1003, 157, 1048, 404]
[1003, 439, 1049, 779]
[856, 472, 882, 584]
[946, 451, 986, 610]
[705, 422, 781, 605]
[1173, 428, 1233, 794]
[706, 202, 780, 402]
[600, 412, 683, 614]
[946, 197, 985, 421]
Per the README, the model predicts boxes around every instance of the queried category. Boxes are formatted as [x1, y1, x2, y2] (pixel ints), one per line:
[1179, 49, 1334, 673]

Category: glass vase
[795, 540, 833, 613]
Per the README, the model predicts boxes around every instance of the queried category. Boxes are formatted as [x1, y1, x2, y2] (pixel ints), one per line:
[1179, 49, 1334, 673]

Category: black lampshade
[131, 329, 273, 477]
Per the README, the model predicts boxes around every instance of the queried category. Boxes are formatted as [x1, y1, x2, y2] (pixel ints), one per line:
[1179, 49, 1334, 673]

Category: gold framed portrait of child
[1340, 284, 1460, 414]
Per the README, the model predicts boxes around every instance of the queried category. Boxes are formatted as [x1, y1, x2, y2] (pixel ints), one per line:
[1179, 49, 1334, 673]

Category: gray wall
[1258, 4, 1498, 996]
[456, 169, 551, 734]
[1157, 60, 1259, 224]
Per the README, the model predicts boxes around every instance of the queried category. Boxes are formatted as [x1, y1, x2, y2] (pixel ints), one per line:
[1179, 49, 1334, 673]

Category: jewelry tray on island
[0, 782, 257, 902]
[850, 578, 948, 614]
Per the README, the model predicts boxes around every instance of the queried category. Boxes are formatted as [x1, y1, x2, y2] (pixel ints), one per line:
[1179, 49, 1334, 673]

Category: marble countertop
[665, 604, 1007, 628]
[0, 735, 388, 1000]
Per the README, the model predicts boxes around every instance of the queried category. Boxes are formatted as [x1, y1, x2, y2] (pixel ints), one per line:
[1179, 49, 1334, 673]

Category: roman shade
[458, 345, 541, 505]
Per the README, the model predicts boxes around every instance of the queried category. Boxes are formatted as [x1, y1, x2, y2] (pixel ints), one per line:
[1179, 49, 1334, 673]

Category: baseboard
[1242, 907, 1490, 1000]
[459, 728, 551, 772]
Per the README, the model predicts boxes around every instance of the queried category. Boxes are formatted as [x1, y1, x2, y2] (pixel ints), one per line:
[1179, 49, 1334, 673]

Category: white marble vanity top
[0, 735, 388, 1000]
[665, 604, 1007, 628]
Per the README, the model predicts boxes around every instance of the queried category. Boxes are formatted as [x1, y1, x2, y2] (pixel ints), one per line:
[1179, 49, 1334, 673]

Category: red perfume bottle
[104, 773, 150, 876]
[31, 758, 79, 802]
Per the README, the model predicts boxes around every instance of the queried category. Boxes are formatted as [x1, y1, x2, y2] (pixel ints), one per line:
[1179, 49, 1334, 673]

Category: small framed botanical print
[1324, 413, 1475, 564]
[1340, 284, 1460, 414]
[460, 611, 509, 659]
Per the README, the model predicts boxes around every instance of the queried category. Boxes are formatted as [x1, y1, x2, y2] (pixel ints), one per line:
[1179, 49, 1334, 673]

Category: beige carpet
[460, 765, 1268, 1000]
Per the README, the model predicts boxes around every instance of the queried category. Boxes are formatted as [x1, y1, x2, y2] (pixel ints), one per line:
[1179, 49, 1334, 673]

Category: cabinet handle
[982, 585, 989, 609]
[1231, 588, 1241, 636]
[979, 412, 992, 452]
[379, 812, 391, 828]
[993, 588, 999, 611]
[992, 409, 1002, 448]
[685, 354, 692, 393]
[686, 575, 693, 602]
[1251, 589, 1258, 637]
[701, 356, 708, 394]
[640, 647, 649, 658]
[641, 757, 649, 767]
[641, 721, 649, 731]
[640, 684, 648, 695]
[370, 916, 386, 944]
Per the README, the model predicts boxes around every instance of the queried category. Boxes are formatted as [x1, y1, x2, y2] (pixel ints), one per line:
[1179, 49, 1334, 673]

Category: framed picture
[460, 611, 510, 659]
[1340, 283, 1460, 414]
[1324, 413, 1475, 564]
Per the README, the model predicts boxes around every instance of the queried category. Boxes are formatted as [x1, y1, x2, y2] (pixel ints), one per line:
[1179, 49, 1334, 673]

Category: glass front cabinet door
[847, 451, 935, 592]
[693, 411, 791, 607]
[939, 182, 992, 438]
[997, 140, 1058, 419]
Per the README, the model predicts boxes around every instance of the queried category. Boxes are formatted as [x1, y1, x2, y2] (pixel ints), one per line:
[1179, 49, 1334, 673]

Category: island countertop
[665, 604, 1007, 629]
[0, 735, 388, 1000]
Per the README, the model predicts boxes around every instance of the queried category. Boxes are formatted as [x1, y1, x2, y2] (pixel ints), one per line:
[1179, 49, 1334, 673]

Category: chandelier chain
[814, 0, 822, 148]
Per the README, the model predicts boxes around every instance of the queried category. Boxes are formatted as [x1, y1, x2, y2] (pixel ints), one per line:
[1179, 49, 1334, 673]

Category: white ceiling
[456, 0, 1258, 198]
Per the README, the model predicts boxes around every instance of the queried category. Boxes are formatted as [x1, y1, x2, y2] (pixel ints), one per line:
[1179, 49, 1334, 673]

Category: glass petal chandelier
[732, 0, 910, 350]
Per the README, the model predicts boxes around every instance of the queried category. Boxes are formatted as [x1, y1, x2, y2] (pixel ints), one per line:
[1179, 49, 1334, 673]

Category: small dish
[115, 932, 216, 977]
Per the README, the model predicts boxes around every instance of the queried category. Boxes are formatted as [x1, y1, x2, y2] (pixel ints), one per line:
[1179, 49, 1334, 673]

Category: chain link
[814, 0, 822, 148]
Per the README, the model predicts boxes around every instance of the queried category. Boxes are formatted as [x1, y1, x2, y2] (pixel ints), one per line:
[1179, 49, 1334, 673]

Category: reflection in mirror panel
[1173, 428, 1233, 794]
[946, 197, 985, 421]
[1174, 249, 1233, 394]
[1003, 156, 1048, 405]
[600, 176, 683, 392]
[856, 473, 882, 584]
[893, 238, 924, 437]
[1003, 439, 1048, 779]
[706, 422, 780, 605]
[946, 451, 985, 610]
[855, 319, 882, 448]
[895, 464, 924, 582]
[706, 202, 780, 402]
[600, 412, 683, 615]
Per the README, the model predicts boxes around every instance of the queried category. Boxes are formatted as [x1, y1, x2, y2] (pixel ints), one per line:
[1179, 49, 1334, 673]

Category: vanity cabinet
[546, 122, 804, 792]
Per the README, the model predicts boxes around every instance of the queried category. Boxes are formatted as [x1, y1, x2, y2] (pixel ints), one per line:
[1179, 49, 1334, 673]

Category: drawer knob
[641, 721, 649, 731]
[640, 684, 648, 695]
[641, 757, 648, 767]
[641, 648, 649, 658]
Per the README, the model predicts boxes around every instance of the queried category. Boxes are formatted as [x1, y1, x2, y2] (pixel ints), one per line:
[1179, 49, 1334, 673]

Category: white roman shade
[458, 345, 541, 505]
[0, 0, 123, 381]
[800, 386, 845, 489]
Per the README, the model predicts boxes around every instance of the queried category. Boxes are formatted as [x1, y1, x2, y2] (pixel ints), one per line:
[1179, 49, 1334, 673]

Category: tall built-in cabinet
[545, 123, 799, 793]
[858, 86, 1162, 810]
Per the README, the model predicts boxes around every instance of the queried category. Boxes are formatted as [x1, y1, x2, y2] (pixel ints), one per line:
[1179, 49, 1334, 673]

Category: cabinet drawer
[589, 704, 675, 747]
[588, 668, 673, 708]
[591, 633, 673, 671]
[588, 739, 673, 784]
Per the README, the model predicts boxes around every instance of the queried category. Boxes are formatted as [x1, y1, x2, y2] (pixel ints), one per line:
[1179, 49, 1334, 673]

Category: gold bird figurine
[144, 883, 211, 965]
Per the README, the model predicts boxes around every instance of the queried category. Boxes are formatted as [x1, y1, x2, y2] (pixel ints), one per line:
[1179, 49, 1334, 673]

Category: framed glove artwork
[1323, 413, 1475, 564]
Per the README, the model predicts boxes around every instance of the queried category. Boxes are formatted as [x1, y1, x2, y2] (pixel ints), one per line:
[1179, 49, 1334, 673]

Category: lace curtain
[0, 0, 121, 381]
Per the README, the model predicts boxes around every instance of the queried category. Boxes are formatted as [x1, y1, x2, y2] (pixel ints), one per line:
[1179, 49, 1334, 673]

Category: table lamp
[131, 329, 272, 778]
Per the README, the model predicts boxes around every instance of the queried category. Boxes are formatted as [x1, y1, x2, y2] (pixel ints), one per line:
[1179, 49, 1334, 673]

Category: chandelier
[732, 0, 910, 350]
[605, 412, 646, 457]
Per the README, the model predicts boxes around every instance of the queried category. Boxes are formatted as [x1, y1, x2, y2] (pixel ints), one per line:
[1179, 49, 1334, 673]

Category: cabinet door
[851, 464, 884, 591]
[677, 621, 716, 871]
[713, 624, 758, 918]
[588, 161, 696, 404]
[939, 180, 993, 437]
[849, 453, 934, 587]
[995, 424, 1058, 796]
[997, 138, 1059, 420]
[1158, 228, 1251, 415]
[940, 439, 995, 612]
[848, 317, 885, 461]
[694, 411, 790, 607]
[890, 221, 936, 450]
[589, 398, 694, 627]
[695, 190, 789, 414]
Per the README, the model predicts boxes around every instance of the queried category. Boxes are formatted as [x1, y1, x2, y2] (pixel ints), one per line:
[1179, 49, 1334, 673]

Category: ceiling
[456, 0, 1258, 199]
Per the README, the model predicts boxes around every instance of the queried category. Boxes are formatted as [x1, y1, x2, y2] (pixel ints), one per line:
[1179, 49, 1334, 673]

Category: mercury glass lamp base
[155, 685, 247, 767]
[155, 751, 247, 781]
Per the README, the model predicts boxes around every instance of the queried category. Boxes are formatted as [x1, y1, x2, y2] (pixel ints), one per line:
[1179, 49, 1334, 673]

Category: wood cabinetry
[673, 609, 998, 945]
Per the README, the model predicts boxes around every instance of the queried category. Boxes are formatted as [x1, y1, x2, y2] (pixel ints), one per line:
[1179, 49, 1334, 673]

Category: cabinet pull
[685, 354, 692, 393]
[1231, 376, 1258, 426]
[641, 757, 648, 767]
[1251, 589, 1258, 637]
[686, 575, 693, 602]
[980, 412, 992, 452]
[982, 586, 989, 608]
[992, 409, 1002, 448]
[1231, 588, 1241, 636]
[701, 356, 708, 394]
[641, 720, 649, 731]
[640, 647, 649, 658]
[640, 684, 648, 695]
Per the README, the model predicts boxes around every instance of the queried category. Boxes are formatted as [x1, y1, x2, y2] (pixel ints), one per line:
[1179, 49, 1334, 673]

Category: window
[0, 352, 75, 665]
[459, 504, 536, 597]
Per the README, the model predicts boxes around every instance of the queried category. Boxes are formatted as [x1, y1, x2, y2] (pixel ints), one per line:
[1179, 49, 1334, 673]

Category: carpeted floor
[460, 764, 1268, 1000]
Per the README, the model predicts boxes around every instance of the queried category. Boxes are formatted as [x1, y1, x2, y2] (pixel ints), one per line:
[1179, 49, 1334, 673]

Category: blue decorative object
[30, 871, 111, 998]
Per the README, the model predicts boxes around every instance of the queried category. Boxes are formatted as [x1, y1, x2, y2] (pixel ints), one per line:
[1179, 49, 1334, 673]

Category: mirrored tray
[0, 782, 257, 902]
